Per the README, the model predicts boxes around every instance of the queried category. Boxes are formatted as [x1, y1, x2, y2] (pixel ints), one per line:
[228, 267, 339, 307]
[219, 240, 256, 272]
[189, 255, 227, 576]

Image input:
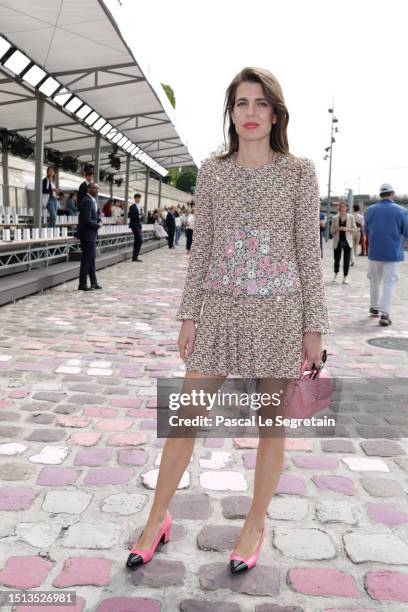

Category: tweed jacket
[176, 153, 330, 334]
[331, 213, 357, 249]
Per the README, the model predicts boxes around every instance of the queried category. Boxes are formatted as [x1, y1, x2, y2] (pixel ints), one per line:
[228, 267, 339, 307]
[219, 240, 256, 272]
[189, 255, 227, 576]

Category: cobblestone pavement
[0, 240, 408, 612]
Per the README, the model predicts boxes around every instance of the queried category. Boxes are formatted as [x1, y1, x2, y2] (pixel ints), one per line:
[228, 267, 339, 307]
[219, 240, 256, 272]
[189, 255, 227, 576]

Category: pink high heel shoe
[230, 527, 265, 574]
[126, 510, 172, 570]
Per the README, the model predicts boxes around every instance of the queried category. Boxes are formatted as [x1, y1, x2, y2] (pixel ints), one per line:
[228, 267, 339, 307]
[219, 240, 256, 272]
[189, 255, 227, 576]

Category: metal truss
[0, 240, 70, 273]
[0, 231, 157, 275]
[52, 63, 146, 93]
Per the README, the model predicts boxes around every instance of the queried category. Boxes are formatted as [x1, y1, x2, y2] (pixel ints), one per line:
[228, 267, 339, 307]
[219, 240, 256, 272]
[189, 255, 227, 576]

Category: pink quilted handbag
[284, 351, 333, 419]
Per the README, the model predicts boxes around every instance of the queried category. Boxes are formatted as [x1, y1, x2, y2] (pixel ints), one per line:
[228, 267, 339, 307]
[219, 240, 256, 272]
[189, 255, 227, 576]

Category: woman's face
[231, 81, 276, 145]
[339, 203, 348, 215]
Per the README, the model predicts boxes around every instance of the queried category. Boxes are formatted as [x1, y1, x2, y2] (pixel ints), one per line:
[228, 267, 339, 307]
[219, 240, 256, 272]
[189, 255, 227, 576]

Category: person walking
[350, 203, 365, 265]
[126, 67, 329, 574]
[330, 201, 357, 284]
[77, 182, 102, 291]
[128, 193, 143, 262]
[174, 210, 182, 246]
[185, 207, 194, 254]
[319, 211, 326, 258]
[365, 183, 408, 326]
[166, 206, 176, 248]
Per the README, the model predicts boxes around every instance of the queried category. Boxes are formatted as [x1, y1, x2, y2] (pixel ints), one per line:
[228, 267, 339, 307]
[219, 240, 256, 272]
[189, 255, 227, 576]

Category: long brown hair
[218, 67, 294, 161]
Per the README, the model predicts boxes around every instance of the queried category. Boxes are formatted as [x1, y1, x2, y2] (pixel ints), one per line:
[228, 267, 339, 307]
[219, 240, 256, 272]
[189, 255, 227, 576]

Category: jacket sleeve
[175, 160, 213, 322]
[401, 208, 408, 239]
[295, 158, 330, 334]
[331, 214, 338, 239]
[364, 210, 370, 238]
[82, 199, 99, 230]
[129, 205, 137, 224]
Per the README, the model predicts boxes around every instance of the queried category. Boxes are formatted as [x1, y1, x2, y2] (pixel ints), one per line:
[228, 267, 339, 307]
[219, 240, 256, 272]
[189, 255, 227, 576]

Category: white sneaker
[333, 274, 338, 283]
[343, 277, 350, 284]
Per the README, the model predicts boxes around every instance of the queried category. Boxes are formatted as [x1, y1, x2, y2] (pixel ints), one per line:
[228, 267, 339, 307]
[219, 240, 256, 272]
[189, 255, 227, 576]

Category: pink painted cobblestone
[0, 243, 407, 610]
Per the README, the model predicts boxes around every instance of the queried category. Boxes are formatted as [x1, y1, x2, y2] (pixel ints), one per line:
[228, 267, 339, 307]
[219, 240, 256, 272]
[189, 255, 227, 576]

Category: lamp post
[323, 104, 339, 241]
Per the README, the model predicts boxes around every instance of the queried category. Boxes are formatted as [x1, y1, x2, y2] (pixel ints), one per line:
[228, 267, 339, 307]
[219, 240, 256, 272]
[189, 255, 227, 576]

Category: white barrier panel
[32, 228, 40, 240]
[14, 229, 22, 241]
[2, 229, 11, 241]
[23, 228, 31, 241]
[61, 227, 68, 238]
[41, 228, 47, 239]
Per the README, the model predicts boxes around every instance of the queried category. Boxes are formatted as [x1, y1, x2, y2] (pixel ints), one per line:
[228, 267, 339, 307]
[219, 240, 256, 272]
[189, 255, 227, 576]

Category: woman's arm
[331, 215, 339, 233]
[295, 158, 330, 335]
[175, 160, 213, 322]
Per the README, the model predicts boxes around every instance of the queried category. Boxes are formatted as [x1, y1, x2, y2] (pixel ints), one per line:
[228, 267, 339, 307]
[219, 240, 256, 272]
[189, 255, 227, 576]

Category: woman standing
[126, 67, 329, 574]
[331, 201, 357, 284]
[185, 207, 194, 254]
[42, 166, 58, 228]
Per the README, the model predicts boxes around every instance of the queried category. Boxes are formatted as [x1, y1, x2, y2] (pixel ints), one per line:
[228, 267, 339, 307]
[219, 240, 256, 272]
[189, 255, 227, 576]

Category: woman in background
[331, 201, 357, 284]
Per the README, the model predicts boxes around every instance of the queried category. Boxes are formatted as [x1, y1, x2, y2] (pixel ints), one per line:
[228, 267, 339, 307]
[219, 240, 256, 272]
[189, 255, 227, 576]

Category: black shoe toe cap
[230, 559, 248, 573]
[126, 553, 143, 569]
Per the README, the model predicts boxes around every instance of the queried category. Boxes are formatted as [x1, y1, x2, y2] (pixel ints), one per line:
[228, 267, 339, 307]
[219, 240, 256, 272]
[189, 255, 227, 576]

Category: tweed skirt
[185, 292, 304, 379]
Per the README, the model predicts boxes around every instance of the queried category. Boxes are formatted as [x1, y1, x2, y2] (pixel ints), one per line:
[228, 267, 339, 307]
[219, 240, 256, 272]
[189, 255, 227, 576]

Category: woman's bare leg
[134, 370, 226, 549]
[232, 377, 288, 557]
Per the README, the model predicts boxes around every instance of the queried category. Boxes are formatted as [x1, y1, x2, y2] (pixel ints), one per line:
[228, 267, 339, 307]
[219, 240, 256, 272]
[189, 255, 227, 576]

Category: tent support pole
[144, 168, 149, 220]
[34, 95, 45, 228]
[124, 154, 130, 220]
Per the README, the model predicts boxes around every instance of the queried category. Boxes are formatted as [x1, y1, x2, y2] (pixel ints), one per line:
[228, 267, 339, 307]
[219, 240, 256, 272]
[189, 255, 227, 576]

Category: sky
[110, 0, 408, 198]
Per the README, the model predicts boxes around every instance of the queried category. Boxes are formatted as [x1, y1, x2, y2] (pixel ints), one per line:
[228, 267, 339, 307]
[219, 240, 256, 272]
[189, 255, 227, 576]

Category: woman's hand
[302, 331, 323, 371]
[177, 320, 196, 362]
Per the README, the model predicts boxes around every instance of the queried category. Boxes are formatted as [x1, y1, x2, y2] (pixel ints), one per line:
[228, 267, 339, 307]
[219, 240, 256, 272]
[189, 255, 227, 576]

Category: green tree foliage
[161, 83, 176, 108]
[176, 167, 197, 193]
[165, 167, 181, 186]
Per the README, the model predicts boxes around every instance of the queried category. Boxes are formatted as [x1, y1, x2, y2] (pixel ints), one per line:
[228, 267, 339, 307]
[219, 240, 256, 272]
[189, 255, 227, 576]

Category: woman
[185, 207, 194, 254]
[42, 166, 58, 228]
[111, 199, 122, 223]
[174, 209, 182, 246]
[102, 198, 112, 218]
[331, 201, 357, 284]
[66, 192, 78, 216]
[126, 67, 329, 574]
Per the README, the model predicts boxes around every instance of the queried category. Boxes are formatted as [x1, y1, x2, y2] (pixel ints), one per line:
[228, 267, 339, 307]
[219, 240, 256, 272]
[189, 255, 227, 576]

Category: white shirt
[186, 213, 194, 229]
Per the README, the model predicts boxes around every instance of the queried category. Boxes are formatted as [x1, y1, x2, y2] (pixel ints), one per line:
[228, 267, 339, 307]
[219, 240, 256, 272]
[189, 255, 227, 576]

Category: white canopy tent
[0, 0, 198, 224]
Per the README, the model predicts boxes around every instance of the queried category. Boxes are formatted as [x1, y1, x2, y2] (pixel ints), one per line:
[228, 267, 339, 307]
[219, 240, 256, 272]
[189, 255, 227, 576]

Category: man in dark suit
[128, 193, 143, 262]
[165, 206, 176, 249]
[77, 182, 102, 291]
[77, 168, 94, 210]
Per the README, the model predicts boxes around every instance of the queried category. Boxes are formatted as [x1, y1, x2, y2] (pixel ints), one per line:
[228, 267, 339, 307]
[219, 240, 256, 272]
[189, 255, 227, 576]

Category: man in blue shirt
[364, 183, 408, 326]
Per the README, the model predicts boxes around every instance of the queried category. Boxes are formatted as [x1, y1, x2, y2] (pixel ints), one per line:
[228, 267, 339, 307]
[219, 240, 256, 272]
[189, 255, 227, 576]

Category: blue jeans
[47, 197, 58, 228]
[175, 226, 182, 245]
